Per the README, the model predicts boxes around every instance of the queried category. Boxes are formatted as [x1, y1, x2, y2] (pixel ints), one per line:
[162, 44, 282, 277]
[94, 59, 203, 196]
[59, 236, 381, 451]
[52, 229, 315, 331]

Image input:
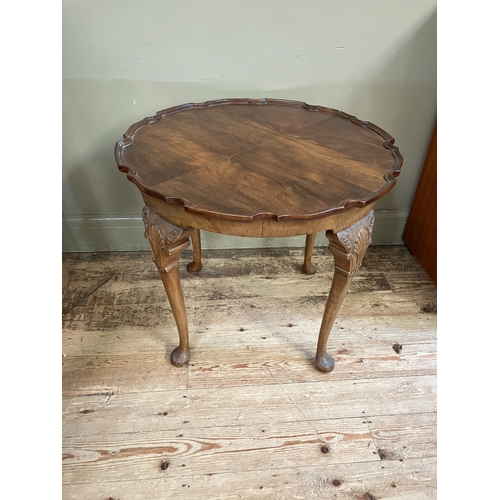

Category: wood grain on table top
[116, 99, 403, 222]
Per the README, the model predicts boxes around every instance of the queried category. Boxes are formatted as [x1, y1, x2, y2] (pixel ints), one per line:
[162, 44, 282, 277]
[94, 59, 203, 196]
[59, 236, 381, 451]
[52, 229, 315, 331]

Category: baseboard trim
[62, 210, 409, 252]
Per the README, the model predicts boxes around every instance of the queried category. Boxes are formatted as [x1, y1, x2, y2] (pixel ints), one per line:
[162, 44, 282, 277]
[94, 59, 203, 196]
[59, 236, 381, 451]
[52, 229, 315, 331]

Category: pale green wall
[62, 0, 436, 251]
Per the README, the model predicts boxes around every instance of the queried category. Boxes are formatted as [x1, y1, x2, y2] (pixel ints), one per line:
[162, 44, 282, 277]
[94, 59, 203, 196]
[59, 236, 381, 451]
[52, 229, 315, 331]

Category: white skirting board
[62, 210, 409, 252]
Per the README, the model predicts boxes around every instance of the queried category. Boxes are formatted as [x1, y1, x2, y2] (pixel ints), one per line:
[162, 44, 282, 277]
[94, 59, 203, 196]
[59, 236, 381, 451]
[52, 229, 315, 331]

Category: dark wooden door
[403, 123, 437, 285]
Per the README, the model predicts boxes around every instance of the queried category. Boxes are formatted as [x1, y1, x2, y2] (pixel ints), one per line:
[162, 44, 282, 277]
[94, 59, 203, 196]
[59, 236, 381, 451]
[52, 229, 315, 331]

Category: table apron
[142, 194, 375, 238]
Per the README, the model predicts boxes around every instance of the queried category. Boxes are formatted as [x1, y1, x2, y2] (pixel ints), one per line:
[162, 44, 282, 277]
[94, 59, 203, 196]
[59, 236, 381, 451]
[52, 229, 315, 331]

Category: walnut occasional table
[115, 98, 403, 373]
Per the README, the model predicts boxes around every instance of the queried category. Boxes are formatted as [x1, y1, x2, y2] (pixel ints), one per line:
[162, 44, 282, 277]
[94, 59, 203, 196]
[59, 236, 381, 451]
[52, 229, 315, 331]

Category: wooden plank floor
[62, 245, 437, 499]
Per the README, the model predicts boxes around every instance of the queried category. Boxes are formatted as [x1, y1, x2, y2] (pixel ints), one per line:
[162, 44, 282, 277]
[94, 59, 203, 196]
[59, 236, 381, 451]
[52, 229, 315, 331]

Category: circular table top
[115, 98, 402, 223]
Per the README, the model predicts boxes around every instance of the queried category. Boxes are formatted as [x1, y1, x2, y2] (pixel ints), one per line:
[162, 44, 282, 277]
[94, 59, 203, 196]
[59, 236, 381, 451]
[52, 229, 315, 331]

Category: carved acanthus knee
[327, 210, 375, 275]
[142, 206, 193, 272]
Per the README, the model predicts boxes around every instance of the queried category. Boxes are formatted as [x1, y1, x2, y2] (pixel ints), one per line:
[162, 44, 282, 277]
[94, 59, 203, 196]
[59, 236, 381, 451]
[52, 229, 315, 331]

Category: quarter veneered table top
[115, 98, 403, 222]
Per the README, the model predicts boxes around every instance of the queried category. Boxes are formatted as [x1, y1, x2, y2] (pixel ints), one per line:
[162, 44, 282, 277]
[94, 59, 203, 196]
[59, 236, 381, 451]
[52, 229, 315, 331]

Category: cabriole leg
[315, 211, 375, 372]
[302, 233, 317, 275]
[142, 206, 193, 367]
[187, 228, 202, 272]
